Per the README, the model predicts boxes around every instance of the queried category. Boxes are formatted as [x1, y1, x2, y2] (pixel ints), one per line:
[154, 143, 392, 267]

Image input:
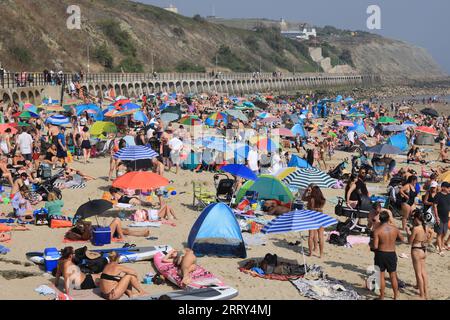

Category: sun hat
[430, 181, 439, 188]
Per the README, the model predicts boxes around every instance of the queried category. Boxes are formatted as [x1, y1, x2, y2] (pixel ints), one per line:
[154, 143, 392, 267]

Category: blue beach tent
[388, 132, 408, 152]
[188, 203, 247, 258]
[288, 155, 312, 168]
[291, 124, 307, 138]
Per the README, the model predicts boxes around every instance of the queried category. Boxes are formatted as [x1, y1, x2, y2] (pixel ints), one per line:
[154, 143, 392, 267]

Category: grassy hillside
[0, 0, 319, 73]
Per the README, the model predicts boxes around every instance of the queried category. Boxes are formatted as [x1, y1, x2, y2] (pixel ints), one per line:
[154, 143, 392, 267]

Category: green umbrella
[19, 111, 39, 119]
[378, 116, 397, 124]
[18, 122, 31, 127]
[347, 113, 366, 118]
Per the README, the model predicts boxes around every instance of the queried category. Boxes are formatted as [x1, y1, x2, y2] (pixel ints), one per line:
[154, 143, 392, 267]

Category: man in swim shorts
[372, 211, 405, 300]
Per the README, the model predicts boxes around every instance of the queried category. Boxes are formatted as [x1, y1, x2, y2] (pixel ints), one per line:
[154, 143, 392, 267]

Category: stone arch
[28, 91, 35, 104]
[189, 81, 195, 93]
[20, 91, 27, 101]
[202, 81, 208, 93]
[148, 82, 154, 94]
[175, 81, 182, 93]
[154, 82, 161, 92]
[161, 82, 168, 92]
[168, 82, 175, 93]
[12, 92, 19, 103]
[134, 83, 141, 96]
[121, 84, 128, 96]
[182, 81, 189, 93]
[196, 81, 202, 93]
[35, 90, 41, 100]
[141, 83, 148, 95]
[88, 85, 95, 96]
[2, 93, 11, 104]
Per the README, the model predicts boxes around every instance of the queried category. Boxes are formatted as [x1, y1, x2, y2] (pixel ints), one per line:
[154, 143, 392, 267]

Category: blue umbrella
[122, 103, 141, 110]
[221, 164, 257, 181]
[45, 115, 70, 126]
[113, 145, 158, 161]
[133, 111, 149, 124]
[262, 210, 338, 234]
[233, 143, 250, 162]
[291, 124, 307, 138]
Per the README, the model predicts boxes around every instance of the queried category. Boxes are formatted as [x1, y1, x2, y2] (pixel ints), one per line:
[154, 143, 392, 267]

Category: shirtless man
[368, 202, 394, 230]
[151, 157, 165, 176]
[162, 248, 197, 287]
[263, 200, 291, 216]
[372, 211, 405, 300]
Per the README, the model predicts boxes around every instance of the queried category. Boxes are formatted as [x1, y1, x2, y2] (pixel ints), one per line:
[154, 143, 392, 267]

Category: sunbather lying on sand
[262, 200, 290, 216]
[163, 248, 197, 286]
[109, 187, 153, 207]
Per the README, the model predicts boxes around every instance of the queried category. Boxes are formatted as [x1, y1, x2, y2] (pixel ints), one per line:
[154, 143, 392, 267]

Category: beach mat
[62, 238, 125, 244]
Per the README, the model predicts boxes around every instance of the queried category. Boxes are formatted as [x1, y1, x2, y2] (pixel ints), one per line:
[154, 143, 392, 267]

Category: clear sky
[138, 0, 450, 75]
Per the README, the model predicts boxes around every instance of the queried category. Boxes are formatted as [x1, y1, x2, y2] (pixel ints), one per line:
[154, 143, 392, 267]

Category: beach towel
[63, 237, 125, 243]
[0, 219, 16, 224]
[35, 285, 56, 296]
[128, 222, 161, 228]
[291, 278, 363, 300]
[242, 233, 267, 247]
[54, 182, 87, 190]
[0, 244, 10, 254]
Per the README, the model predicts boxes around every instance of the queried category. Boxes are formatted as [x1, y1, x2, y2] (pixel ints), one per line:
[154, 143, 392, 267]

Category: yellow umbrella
[90, 121, 117, 136]
[276, 167, 298, 180]
[438, 171, 450, 183]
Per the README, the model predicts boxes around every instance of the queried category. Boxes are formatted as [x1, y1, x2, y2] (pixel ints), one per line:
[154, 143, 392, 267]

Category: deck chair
[192, 182, 216, 211]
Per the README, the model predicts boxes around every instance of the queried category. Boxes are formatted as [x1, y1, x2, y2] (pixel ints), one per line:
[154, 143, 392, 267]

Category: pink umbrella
[260, 117, 282, 124]
[338, 120, 354, 127]
[272, 128, 294, 137]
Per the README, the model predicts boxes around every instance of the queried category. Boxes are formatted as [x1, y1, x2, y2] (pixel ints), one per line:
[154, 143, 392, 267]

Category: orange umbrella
[112, 172, 169, 191]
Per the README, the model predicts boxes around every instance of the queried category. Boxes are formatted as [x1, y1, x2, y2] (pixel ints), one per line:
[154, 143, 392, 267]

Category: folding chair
[192, 182, 215, 211]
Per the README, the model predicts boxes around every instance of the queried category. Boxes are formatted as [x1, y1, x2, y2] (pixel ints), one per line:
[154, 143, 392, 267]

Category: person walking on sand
[372, 211, 405, 300]
[433, 181, 450, 256]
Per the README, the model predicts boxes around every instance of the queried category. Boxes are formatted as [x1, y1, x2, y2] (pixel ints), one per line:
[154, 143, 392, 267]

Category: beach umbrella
[366, 144, 403, 155]
[338, 120, 354, 127]
[378, 116, 397, 124]
[46, 115, 70, 126]
[382, 124, 407, 132]
[45, 105, 65, 112]
[225, 109, 248, 122]
[402, 121, 417, 127]
[328, 131, 337, 138]
[255, 137, 279, 152]
[18, 111, 39, 119]
[180, 115, 201, 126]
[18, 122, 31, 127]
[261, 210, 338, 235]
[0, 123, 18, 134]
[112, 99, 131, 108]
[260, 117, 282, 124]
[258, 112, 273, 119]
[243, 101, 255, 108]
[415, 126, 438, 136]
[283, 167, 337, 190]
[113, 145, 158, 161]
[274, 167, 298, 180]
[272, 128, 294, 137]
[90, 121, 117, 136]
[438, 171, 450, 183]
[421, 108, 439, 118]
[133, 111, 149, 124]
[207, 112, 228, 122]
[221, 164, 257, 181]
[347, 113, 366, 118]
[160, 112, 180, 123]
[75, 199, 113, 220]
[291, 124, 307, 138]
[112, 172, 169, 191]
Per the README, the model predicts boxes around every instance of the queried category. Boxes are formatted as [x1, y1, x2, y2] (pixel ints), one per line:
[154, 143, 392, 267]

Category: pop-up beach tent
[288, 155, 312, 168]
[188, 203, 247, 258]
[235, 175, 294, 204]
[388, 132, 408, 152]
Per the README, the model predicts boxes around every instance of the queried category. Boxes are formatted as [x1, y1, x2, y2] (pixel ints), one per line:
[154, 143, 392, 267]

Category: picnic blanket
[291, 278, 363, 300]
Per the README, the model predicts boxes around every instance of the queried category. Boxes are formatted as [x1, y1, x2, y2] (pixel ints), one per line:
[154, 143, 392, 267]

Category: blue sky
[139, 0, 450, 75]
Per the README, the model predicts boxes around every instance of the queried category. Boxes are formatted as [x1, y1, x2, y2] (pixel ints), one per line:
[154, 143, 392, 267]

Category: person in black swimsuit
[108, 187, 153, 207]
[99, 251, 147, 300]
[399, 175, 418, 231]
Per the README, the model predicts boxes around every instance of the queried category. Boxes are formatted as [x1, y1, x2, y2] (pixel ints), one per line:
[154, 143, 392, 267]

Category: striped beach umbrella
[113, 145, 158, 161]
[253, 137, 279, 152]
[283, 167, 337, 190]
[261, 210, 338, 234]
[415, 126, 438, 136]
[45, 115, 70, 126]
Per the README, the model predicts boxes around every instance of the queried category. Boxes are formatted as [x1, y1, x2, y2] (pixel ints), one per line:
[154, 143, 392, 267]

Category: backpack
[329, 233, 347, 246]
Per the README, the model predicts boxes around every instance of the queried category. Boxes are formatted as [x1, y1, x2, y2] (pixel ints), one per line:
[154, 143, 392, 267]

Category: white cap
[430, 181, 438, 188]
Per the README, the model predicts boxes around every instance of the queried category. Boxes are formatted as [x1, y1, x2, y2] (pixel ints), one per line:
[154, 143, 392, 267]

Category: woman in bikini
[80, 126, 91, 164]
[162, 249, 197, 287]
[399, 175, 418, 231]
[407, 211, 429, 300]
[99, 251, 148, 300]
[54, 247, 100, 295]
[304, 185, 326, 258]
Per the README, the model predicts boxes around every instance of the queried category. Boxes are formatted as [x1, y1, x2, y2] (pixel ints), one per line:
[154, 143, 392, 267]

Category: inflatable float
[133, 287, 238, 300]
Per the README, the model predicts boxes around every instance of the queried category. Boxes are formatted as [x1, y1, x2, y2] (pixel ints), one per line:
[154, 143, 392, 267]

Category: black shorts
[80, 274, 96, 290]
[434, 221, 449, 235]
[81, 140, 91, 150]
[23, 154, 32, 161]
[374, 251, 397, 273]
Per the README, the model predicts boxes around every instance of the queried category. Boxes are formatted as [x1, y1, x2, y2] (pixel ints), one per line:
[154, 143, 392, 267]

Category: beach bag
[329, 233, 347, 246]
[80, 257, 108, 274]
[65, 221, 92, 241]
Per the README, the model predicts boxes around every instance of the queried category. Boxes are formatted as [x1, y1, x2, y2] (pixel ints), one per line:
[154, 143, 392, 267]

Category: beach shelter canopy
[288, 155, 312, 168]
[291, 124, 307, 138]
[235, 175, 294, 204]
[283, 167, 337, 190]
[90, 121, 117, 136]
[188, 203, 247, 258]
[387, 132, 408, 152]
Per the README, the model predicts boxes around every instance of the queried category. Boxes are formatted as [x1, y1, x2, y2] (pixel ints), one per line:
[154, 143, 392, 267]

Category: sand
[0, 119, 449, 300]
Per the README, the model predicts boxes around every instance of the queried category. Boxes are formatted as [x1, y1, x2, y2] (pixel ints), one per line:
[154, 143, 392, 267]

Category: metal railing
[1, 71, 376, 90]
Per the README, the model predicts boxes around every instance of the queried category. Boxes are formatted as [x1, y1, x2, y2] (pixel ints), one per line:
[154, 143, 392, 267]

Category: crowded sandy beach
[0, 84, 449, 301]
